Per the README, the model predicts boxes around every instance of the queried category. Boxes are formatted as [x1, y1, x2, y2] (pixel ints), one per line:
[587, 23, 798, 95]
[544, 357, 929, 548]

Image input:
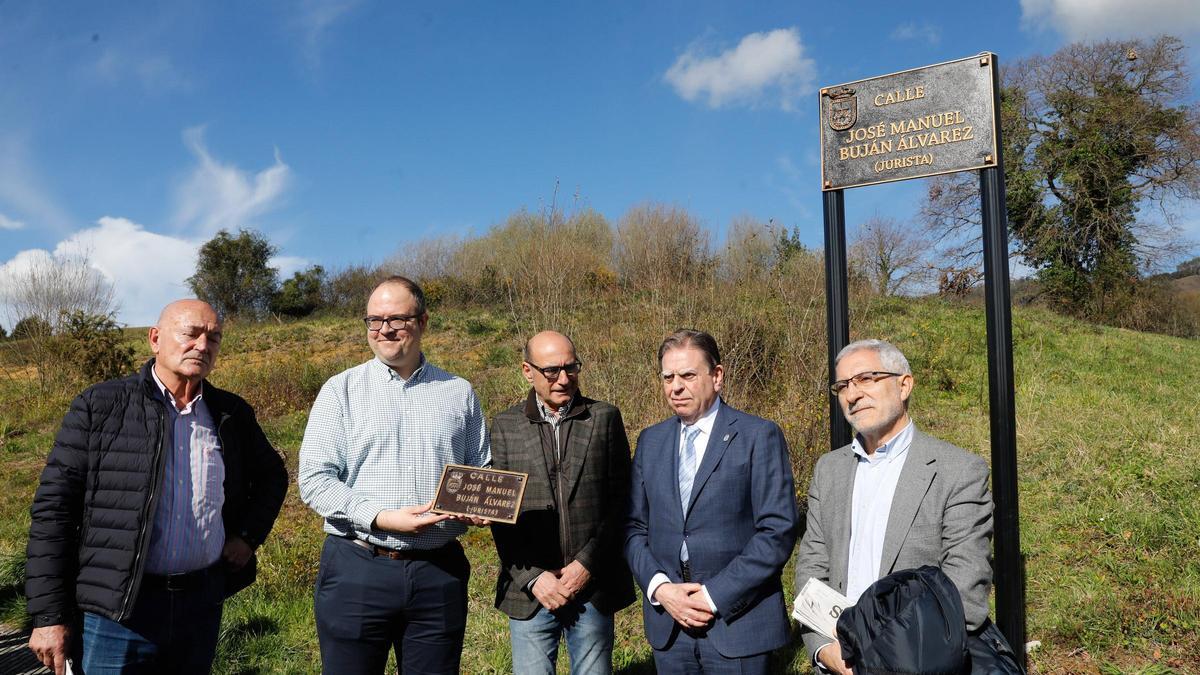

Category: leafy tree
[58, 311, 136, 382]
[270, 265, 326, 318]
[923, 35, 1200, 321]
[187, 229, 279, 319]
[11, 316, 52, 340]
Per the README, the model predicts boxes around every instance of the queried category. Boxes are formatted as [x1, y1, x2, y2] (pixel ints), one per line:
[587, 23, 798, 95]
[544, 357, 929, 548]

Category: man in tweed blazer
[490, 331, 635, 675]
[795, 339, 995, 674]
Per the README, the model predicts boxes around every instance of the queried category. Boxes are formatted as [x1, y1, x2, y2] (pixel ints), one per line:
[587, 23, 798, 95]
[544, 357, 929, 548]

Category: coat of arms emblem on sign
[827, 86, 857, 131]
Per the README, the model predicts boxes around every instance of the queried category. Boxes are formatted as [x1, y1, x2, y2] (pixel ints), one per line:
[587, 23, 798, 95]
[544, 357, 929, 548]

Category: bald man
[489, 331, 634, 675]
[26, 299, 288, 674]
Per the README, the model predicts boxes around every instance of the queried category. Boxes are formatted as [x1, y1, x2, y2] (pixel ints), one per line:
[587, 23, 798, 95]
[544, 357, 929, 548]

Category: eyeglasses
[525, 361, 583, 380]
[363, 314, 421, 331]
[830, 371, 902, 395]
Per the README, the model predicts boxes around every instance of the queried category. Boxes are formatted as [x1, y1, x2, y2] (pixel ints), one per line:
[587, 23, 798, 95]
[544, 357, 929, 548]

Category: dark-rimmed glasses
[830, 371, 902, 395]
[525, 361, 583, 380]
[363, 315, 421, 331]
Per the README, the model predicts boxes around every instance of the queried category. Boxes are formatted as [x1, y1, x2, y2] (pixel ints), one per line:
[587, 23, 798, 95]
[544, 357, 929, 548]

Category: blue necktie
[679, 426, 700, 562]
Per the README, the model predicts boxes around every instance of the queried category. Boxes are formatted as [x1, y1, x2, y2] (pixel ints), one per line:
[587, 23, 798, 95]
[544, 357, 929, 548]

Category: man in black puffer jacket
[25, 299, 288, 675]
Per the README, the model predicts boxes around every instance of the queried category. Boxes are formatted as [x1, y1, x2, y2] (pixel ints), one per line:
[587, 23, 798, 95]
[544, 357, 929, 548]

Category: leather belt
[142, 565, 217, 591]
[350, 537, 450, 561]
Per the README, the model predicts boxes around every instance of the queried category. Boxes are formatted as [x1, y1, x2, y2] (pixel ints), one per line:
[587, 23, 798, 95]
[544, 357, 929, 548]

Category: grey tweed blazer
[793, 428, 994, 659]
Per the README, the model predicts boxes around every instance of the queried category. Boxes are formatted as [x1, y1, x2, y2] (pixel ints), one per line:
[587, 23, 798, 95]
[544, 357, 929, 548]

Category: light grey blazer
[793, 428, 994, 659]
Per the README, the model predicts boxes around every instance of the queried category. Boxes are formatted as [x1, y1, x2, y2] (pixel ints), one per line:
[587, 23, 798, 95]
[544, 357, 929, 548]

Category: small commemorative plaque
[431, 464, 528, 525]
[819, 53, 999, 191]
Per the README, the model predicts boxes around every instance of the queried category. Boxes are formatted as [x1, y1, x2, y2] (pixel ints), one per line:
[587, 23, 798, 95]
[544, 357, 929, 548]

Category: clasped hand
[531, 560, 591, 611]
[655, 582, 714, 628]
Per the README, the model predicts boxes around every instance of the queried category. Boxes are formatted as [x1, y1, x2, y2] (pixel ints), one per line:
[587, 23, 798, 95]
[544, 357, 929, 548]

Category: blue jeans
[79, 566, 225, 675]
[509, 600, 614, 675]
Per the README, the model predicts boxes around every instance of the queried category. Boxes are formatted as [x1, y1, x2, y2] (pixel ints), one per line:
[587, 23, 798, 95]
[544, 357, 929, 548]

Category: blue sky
[2, 0, 1199, 324]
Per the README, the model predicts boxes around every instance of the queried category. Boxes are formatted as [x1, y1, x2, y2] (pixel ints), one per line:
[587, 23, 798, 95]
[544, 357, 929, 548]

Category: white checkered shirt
[298, 356, 491, 550]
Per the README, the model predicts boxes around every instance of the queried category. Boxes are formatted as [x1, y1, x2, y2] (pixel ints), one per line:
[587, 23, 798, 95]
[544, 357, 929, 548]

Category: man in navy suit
[625, 329, 799, 674]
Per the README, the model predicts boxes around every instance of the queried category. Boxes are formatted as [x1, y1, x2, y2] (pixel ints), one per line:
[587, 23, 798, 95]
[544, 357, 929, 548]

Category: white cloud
[0, 212, 26, 230]
[1, 217, 313, 327]
[1, 128, 303, 326]
[291, 0, 361, 71]
[664, 28, 817, 110]
[87, 47, 191, 93]
[173, 126, 292, 235]
[271, 255, 310, 279]
[1020, 0, 1200, 40]
[55, 217, 200, 326]
[0, 135, 75, 236]
[890, 22, 942, 46]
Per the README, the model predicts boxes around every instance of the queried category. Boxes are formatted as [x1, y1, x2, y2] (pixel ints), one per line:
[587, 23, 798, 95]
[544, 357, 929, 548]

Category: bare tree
[0, 250, 117, 332]
[849, 216, 931, 296]
[0, 250, 120, 392]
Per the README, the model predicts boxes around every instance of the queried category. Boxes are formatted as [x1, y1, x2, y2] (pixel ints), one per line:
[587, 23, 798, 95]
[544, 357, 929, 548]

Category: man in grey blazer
[490, 331, 635, 674]
[795, 339, 994, 674]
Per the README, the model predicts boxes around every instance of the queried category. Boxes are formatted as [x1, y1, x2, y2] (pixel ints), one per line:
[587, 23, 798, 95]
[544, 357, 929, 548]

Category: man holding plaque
[490, 331, 635, 675]
[625, 329, 799, 674]
[794, 339, 998, 675]
[298, 275, 490, 675]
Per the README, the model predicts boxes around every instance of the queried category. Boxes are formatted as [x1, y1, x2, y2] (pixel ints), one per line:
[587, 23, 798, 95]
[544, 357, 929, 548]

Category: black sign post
[979, 58, 1026, 654]
[823, 189, 852, 451]
[818, 53, 1025, 656]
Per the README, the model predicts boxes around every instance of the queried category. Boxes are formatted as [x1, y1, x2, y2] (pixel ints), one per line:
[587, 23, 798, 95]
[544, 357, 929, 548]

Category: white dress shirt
[846, 419, 914, 603]
[647, 398, 721, 613]
[815, 419, 914, 671]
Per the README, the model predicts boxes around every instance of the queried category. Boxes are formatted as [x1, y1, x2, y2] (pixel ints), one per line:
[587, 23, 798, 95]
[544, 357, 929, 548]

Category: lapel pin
[723, 434, 730, 442]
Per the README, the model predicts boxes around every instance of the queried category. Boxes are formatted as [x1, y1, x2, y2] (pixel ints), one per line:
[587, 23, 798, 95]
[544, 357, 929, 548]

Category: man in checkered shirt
[298, 275, 490, 674]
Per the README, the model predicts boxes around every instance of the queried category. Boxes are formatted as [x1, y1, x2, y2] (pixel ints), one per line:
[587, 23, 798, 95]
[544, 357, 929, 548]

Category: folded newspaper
[791, 578, 851, 639]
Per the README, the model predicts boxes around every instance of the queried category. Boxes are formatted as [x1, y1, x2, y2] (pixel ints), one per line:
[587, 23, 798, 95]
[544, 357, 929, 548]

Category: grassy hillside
[0, 297, 1196, 673]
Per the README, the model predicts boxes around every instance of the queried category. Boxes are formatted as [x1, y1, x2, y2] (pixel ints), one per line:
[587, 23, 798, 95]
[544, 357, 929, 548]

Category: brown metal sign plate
[431, 464, 528, 524]
[819, 53, 999, 191]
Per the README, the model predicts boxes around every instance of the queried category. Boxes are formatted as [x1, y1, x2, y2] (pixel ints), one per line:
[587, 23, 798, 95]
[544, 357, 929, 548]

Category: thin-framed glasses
[830, 371, 902, 395]
[525, 360, 583, 380]
[363, 315, 420, 331]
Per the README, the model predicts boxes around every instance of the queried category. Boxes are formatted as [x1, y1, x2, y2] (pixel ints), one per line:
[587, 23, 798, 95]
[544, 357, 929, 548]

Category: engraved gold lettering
[873, 153, 934, 173]
[873, 86, 925, 107]
[963, 126, 973, 140]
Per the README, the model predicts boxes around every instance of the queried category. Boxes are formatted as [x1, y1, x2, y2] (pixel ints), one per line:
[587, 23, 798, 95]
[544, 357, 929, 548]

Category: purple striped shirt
[146, 368, 226, 575]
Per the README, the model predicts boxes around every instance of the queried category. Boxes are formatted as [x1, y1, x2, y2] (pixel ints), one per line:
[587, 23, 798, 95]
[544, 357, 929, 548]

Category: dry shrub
[323, 264, 387, 314]
[719, 216, 777, 284]
[215, 352, 360, 419]
[437, 208, 616, 333]
[615, 204, 711, 292]
[1113, 279, 1200, 338]
[382, 203, 836, 490]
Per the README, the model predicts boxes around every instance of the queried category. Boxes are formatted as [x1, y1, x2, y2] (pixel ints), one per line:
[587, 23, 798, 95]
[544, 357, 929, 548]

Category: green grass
[1, 299, 1197, 673]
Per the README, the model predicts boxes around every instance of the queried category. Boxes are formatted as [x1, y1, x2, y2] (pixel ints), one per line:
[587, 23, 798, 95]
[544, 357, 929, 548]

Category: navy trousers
[651, 628, 770, 675]
[314, 535, 470, 674]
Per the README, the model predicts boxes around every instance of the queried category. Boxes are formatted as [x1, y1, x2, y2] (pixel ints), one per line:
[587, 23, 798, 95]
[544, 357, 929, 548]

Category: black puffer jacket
[25, 359, 288, 628]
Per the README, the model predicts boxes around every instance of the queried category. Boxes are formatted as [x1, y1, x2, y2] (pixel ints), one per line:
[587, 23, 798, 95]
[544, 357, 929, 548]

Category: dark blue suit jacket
[624, 400, 799, 658]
